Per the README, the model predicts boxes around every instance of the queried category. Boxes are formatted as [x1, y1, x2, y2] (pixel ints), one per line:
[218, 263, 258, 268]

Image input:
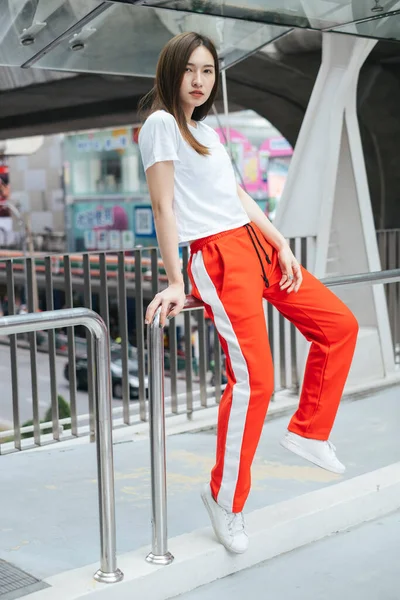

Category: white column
[274, 32, 395, 385]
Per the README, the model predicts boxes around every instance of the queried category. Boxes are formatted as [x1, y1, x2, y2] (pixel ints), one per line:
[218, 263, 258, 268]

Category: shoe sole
[280, 437, 345, 475]
[200, 488, 248, 554]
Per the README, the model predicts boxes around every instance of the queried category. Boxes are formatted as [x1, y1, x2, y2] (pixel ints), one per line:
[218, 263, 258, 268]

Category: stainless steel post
[91, 310, 124, 584]
[146, 306, 174, 565]
[0, 308, 123, 584]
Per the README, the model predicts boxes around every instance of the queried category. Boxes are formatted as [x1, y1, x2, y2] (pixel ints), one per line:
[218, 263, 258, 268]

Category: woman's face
[179, 45, 216, 115]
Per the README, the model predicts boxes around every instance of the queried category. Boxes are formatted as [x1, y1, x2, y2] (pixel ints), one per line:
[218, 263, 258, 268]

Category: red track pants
[188, 223, 358, 513]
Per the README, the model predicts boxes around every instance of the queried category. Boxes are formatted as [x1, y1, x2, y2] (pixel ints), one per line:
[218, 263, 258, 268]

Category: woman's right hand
[145, 282, 186, 328]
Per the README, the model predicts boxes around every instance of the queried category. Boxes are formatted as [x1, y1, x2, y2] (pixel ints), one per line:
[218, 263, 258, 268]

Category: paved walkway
[174, 509, 400, 600]
[0, 386, 398, 581]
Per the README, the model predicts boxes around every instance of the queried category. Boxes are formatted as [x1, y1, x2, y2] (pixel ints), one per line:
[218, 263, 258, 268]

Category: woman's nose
[193, 71, 203, 86]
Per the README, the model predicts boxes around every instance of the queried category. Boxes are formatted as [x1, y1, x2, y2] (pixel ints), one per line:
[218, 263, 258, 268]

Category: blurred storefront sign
[68, 200, 133, 252]
[68, 199, 156, 252]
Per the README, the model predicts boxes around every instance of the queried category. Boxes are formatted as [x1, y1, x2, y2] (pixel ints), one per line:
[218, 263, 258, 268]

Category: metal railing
[145, 268, 400, 564]
[0, 308, 123, 585]
[0, 231, 399, 451]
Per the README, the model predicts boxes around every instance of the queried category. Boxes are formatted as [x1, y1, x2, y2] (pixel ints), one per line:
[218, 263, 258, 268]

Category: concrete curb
[26, 462, 400, 600]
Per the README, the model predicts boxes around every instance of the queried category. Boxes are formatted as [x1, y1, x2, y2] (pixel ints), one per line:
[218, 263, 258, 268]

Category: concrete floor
[0, 386, 398, 581]
[174, 510, 400, 600]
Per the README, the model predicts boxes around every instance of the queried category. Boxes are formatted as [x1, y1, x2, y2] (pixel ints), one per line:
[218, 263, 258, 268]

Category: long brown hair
[138, 32, 219, 156]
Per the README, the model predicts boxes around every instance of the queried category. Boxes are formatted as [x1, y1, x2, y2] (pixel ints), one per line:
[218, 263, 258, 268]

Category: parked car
[64, 355, 149, 400]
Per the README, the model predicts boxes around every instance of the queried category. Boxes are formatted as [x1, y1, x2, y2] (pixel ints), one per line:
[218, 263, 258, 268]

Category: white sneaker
[280, 431, 346, 474]
[201, 484, 249, 554]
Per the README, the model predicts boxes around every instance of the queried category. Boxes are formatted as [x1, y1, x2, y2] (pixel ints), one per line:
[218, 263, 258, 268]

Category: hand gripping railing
[145, 268, 400, 565]
[0, 307, 123, 584]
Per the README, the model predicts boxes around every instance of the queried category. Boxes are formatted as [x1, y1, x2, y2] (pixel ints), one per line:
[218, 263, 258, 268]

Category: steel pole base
[146, 551, 174, 566]
[93, 568, 124, 584]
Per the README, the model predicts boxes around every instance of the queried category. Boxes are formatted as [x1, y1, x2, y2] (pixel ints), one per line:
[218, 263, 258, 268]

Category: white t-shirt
[138, 110, 250, 243]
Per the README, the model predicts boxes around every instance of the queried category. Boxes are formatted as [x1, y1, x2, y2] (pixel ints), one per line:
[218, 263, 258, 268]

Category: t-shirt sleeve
[138, 112, 180, 172]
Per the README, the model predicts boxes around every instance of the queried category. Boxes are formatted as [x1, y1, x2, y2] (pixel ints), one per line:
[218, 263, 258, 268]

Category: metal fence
[0, 307, 123, 583]
[0, 231, 398, 453]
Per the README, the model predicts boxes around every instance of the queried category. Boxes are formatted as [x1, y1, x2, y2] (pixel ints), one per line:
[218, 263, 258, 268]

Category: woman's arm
[236, 183, 287, 251]
[237, 184, 302, 293]
[147, 161, 183, 285]
[144, 161, 185, 325]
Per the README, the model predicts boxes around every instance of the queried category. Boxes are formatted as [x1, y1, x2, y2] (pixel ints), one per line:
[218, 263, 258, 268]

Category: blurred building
[5, 135, 65, 251]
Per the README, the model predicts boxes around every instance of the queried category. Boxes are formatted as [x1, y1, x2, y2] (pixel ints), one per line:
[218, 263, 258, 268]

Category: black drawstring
[245, 223, 271, 288]
[247, 224, 272, 265]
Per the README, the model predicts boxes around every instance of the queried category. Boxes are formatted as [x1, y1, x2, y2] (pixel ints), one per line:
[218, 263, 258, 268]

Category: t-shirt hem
[178, 218, 251, 244]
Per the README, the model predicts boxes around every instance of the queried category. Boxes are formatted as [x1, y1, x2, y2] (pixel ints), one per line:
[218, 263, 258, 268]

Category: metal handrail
[145, 267, 400, 565]
[320, 268, 400, 287]
[0, 308, 123, 585]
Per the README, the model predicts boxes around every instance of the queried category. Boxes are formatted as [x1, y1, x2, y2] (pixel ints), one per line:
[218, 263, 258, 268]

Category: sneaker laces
[226, 511, 245, 535]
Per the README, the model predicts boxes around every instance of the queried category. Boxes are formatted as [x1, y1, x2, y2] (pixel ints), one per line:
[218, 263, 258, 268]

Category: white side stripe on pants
[191, 250, 252, 512]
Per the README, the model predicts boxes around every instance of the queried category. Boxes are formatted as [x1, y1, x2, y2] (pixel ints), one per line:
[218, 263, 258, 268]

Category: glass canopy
[124, 0, 400, 31]
[32, 4, 291, 76]
[0, 0, 101, 68]
[0, 0, 400, 77]
[331, 8, 400, 41]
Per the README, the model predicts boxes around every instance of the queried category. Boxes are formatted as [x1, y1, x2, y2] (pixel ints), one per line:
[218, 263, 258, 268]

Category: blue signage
[134, 205, 156, 238]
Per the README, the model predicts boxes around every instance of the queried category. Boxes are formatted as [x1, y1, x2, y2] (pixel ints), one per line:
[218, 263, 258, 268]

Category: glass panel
[111, 0, 400, 30]
[330, 9, 400, 42]
[0, 0, 102, 67]
[31, 4, 290, 76]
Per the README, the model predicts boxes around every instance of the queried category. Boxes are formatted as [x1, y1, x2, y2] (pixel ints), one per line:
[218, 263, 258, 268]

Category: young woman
[138, 32, 358, 554]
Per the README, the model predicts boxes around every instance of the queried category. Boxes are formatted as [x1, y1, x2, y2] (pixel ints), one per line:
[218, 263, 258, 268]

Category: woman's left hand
[277, 244, 302, 293]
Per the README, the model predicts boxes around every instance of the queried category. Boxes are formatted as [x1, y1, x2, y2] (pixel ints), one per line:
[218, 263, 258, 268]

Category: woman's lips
[190, 92, 204, 97]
